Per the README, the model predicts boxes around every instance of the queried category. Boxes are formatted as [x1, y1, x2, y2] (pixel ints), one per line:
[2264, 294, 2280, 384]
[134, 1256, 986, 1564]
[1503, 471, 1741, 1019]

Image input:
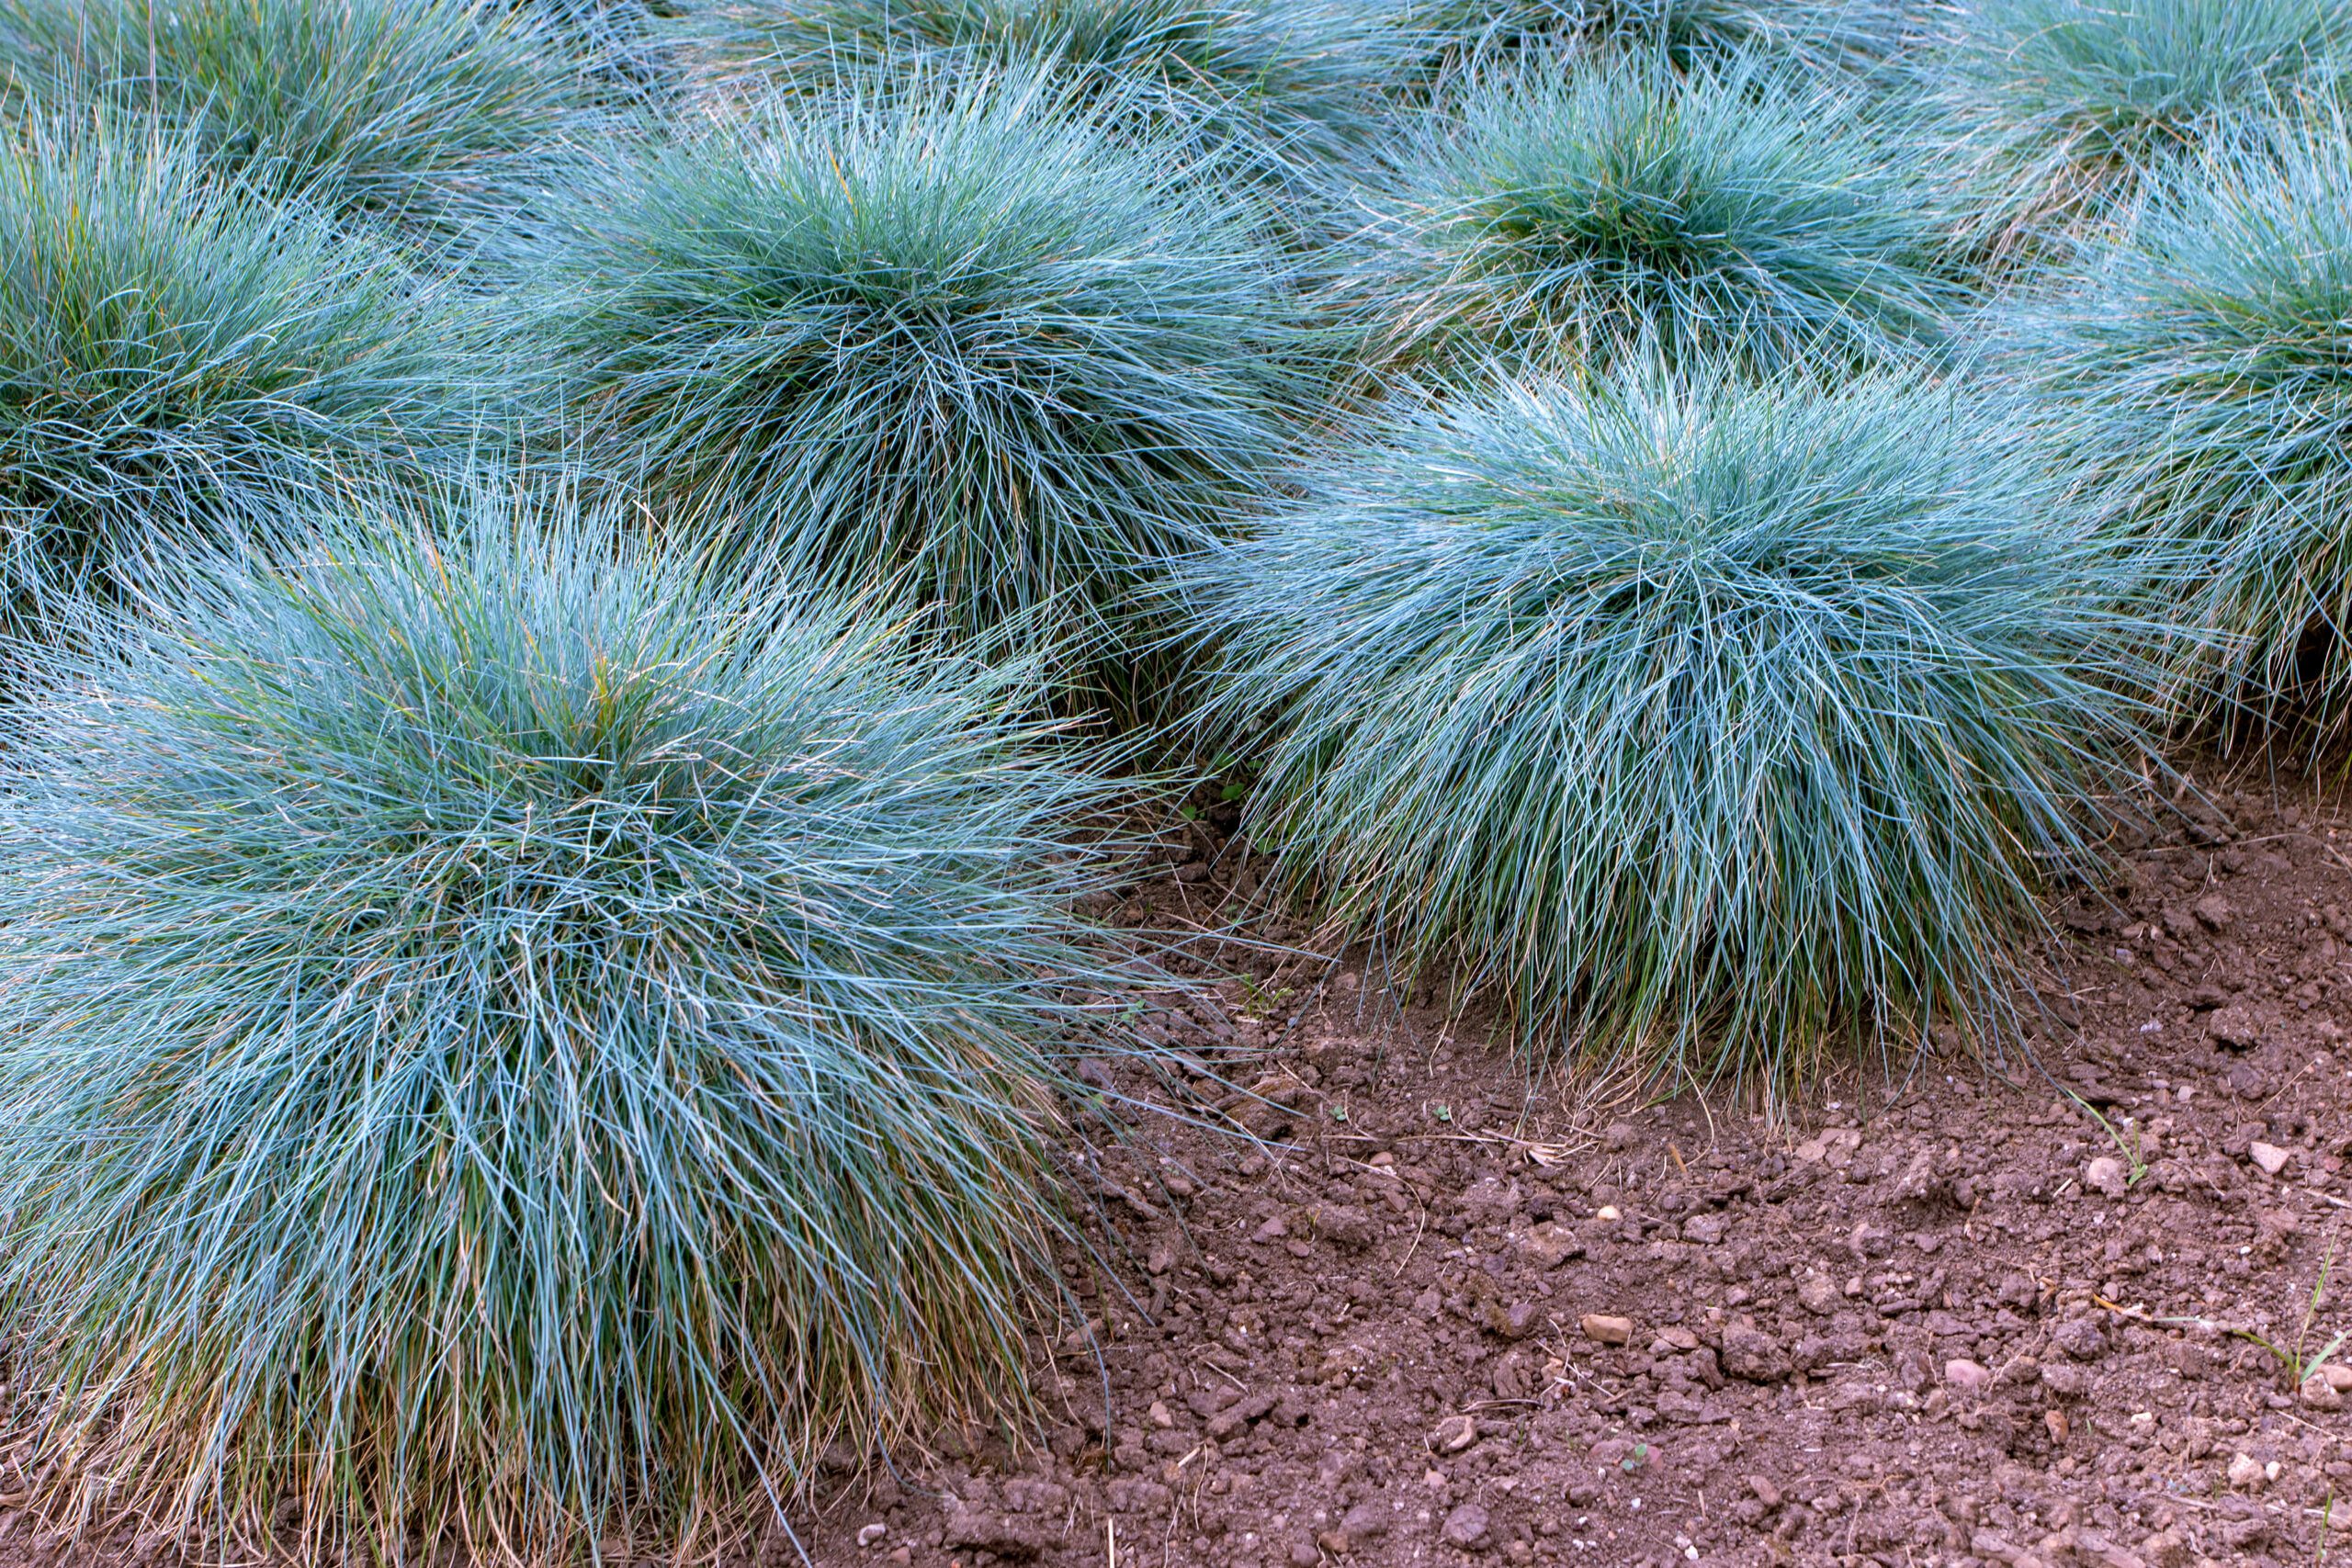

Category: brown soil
[6, 767, 2352, 1568]
[788, 766, 2352, 1568]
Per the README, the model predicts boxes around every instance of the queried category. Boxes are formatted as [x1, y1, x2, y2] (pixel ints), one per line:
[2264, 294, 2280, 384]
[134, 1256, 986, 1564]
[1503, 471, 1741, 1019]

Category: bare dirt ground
[5, 765, 2350, 1568]
[788, 764, 2352, 1568]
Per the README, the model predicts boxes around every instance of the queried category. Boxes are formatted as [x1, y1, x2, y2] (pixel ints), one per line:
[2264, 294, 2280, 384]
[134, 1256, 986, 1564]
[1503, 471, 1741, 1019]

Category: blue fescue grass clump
[0, 488, 1156, 1559]
[0, 0, 603, 248]
[1340, 53, 1959, 377]
[1401, 0, 1921, 80]
[532, 78, 1317, 705]
[1935, 0, 2352, 241]
[516, 0, 684, 103]
[1996, 117, 2352, 747]
[1189, 367, 2158, 1098]
[0, 118, 486, 627]
[669, 0, 1398, 191]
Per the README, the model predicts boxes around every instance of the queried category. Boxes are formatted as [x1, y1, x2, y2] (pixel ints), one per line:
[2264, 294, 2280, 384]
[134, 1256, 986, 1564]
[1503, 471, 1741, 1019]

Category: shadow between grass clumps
[1180, 359, 2177, 1113]
[0, 480, 1191, 1563]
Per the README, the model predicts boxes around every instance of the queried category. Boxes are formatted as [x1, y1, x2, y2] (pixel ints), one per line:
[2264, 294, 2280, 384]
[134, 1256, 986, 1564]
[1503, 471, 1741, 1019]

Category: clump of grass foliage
[534, 77, 1315, 705]
[1935, 0, 2352, 242]
[0, 487, 1153, 1558]
[1190, 367, 2157, 1097]
[1997, 116, 2352, 747]
[0, 117, 482, 628]
[0, 0, 602, 247]
[1344, 53, 1958, 376]
[671, 0, 1397, 190]
[518, 0, 685, 102]
[1401, 0, 1919, 81]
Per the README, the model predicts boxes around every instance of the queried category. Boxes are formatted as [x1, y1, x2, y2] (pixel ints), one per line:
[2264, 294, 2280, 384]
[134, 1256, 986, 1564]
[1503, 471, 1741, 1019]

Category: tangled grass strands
[1932, 0, 2352, 252]
[1993, 112, 2352, 754]
[0, 485, 1165, 1562]
[528, 74, 1322, 715]
[1186, 366, 2164, 1107]
[515, 0, 685, 104]
[0, 0, 606, 253]
[0, 115, 495, 637]
[1340, 51, 1962, 380]
[1400, 0, 1925, 84]
[667, 0, 1402, 198]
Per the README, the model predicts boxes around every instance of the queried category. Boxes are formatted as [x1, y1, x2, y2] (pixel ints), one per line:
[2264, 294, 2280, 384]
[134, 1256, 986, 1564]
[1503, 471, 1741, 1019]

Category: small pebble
[1944, 1359, 1993, 1393]
[1579, 1314, 1633, 1347]
[1442, 1501, 1492, 1551]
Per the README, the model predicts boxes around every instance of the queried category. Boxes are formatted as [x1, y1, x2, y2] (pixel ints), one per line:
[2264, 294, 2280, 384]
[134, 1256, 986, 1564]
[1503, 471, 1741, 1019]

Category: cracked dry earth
[790, 769, 2352, 1568]
[6, 770, 2352, 1568]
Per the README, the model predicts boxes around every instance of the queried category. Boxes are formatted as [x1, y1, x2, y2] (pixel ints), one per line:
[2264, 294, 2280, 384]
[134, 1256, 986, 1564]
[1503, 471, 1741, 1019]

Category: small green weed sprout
[2121, 1242, 2347, 1393]
[2068, 1090, 2151, 1188]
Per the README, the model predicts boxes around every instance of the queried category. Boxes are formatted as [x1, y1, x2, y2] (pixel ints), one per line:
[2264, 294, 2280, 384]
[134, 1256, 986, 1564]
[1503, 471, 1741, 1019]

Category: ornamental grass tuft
[1401, 0, 1920, 80]
[1190, 367, 2157, 1099]
[669, 0, 1398, 191]
[517, 0, 685, 103]
[0, 488, 1153, 1559]
[1342, 53, 1958, 377]
[1935, 0, 2352, 243]
[1996, 116, 2352, 749]
[0, 0, 603, 248]
[0, 118, 485, 629]
[532, 78, 1316, 706]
